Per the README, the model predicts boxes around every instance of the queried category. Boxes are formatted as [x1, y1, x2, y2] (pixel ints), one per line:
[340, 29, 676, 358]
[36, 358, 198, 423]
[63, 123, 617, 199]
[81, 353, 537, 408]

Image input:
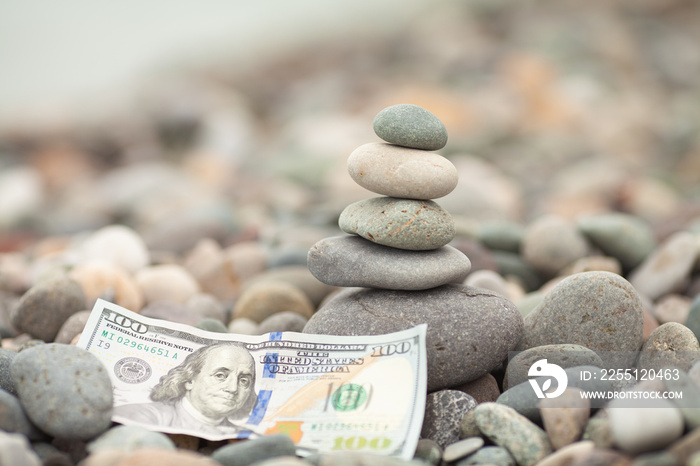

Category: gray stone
[0, 347, 17, 395]
[258, 311, 308, 334]
[232, 280, 315, 323]
[654, 294, 692, 325]
[637, 322, 700, 372]
[347, 143, 458, 200]
[474, 402, 552, 466]
[413, 438, 442, 466]
[0, 431, 41, 466]
[519, 272, 644, 364]
[373, 104, 448, 150]
[521, 215, 590, 277]
[195, 317, 229, 333]
[608, 396, 684, 455]
[54, 310, 91, 344]
[476, 220, 524, 253]
[498, 366, 612, 422]
[443, 437, 484, 462]
[10, 275, 86, 342]
[0, 388, 44, 440]
[421, 390, 477, 449]
[452, 373, 501, 403]
[631, 451, 682, 466]
[577, 213, 656, 271]
[682, 294, 700, 342]
[582, 415, 613, 449]
[629, 231, 698, 301]
[339, 197, 455, 251]
[11, 343, 113, 440]
[504, 344, 604, 390]
[87, 425, 175, 452]
[210, 434, 297, 466]
[457, 446, 515, 466]
[307, 236, 471, 291]
[665, 371, 700, 430]
[304, 284, 523, 392]
[463, 270, 510, 299]
[491, 250, 543, 292]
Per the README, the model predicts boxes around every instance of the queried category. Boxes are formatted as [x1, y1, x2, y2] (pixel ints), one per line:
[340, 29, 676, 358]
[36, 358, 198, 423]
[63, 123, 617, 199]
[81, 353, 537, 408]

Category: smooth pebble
[373, 104, 448, 150]
[521, 215, 589, 277]
[637, 322, 700, 372]
[608, 396, 684, 455]
[135, 264, 201, 305]
[257, 311, 308, 334]
[539, 388, 590, 450]
[442, 437, 484, 462]
[577, 213, 656, 270]
[79, 224, 150, 273]
[232, 280, 314, 323]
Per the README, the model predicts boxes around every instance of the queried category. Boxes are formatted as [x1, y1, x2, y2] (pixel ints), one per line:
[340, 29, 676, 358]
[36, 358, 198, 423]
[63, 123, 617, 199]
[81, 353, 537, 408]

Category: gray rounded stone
[54, 310, 91, 344]
[577, 213, 656, 270]
[637, 322, 700, 372]
[629, 231, 698, 301]
[10, 276, 86, 342]
[258, 311, 308, 334]
[11, 343, 113, 440]
[521, 215, 590, 277]
[443, 437, 484, 463]
[684, 294, 700, 342]
[0, 388, 44, 440]
[87, 425, 175, 452]
[373, 104, 448, 150]
[457, 446, 515, 466]
[518, 272, 644, 363]
[413, 438, 442, 466]
[303, 284, 523, 392]
[195, 317, 229, 333]
[0, 431, 42, 466]
[347, 143, 458, 200]
[504, 344, 604, 390]
[211, 434, 296, 466]
[307, 236, 471, 290]
[473, 402, 552, 466]
[476, 220, 524, 254]
[339, 197, 455, 251]
[421, 390, 478, 449]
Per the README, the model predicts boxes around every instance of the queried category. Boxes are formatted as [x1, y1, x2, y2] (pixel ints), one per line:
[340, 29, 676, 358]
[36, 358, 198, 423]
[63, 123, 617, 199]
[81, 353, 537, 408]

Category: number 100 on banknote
[77, 299, 427, 459]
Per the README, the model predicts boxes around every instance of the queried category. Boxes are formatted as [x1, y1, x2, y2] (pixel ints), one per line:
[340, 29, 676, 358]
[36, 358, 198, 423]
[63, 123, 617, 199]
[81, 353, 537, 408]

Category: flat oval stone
[347, 143, 458, 200]
[518, 272, 644, 363]
[629, 231, 698, 301]
[11, 343, 113, 440]
[504, 344, 604, 390]
[577, 213, 656, 270]
[303, 284, 523, 392]
[10, 275, 86, 342]
[373, 104, 448, 150]
[339, 197, 455, 250]
[421, 390, 477, 449]
[474, 402, 552, 466]
[443, 437, 484, 463]
[307, 236, 470, 290]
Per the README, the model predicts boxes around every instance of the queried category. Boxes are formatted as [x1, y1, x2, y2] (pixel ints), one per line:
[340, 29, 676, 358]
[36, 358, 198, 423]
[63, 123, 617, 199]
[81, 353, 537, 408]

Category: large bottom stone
[303, 284, 523, 392]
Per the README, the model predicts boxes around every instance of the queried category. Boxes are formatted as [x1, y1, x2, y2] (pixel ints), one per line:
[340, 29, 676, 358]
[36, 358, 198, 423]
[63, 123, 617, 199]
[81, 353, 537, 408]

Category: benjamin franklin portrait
[114, 343, 258, 436]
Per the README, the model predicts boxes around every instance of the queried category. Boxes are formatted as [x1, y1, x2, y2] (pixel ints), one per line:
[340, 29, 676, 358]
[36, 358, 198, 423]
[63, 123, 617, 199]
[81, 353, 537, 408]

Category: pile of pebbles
[1, 100, 700, 466]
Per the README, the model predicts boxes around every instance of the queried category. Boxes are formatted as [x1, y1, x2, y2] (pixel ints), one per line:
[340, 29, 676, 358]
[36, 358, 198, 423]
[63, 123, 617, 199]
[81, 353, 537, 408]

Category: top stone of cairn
[373, 104, 448, 151]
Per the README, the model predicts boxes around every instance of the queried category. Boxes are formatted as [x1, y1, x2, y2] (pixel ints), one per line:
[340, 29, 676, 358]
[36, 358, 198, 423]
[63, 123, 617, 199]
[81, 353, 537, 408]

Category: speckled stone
[577, 213, 656, 271]
[629, 231, 698, 301]
[637, 322, 700, 372]
[474, 402, 552, 466]
[258, 311, 308, 334]
[307, 236, 471, 291]
[373, 104, 448, 150]
[10, 275, 86, 342]
[211, 434, 296, 466]
[421, 390, 478, 448]
[11, 343, 113, 440]
[0, 348, 17, 395]
[232, 280, 314, 323]
[339, 197, 455, 250]
[304, 284, 523, 392]
[521, 215, 589, 277]
[87, 425, 175, 452]
[347, 143, 458, 200]
[457, 446, 515, 466]
[518, 272, 644, 364]
[504, 344, 604, 390]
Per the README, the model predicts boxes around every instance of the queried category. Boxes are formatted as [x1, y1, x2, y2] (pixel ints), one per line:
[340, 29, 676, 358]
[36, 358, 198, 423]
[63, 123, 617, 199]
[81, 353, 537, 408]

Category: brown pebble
[539, 388, 590, 450]
[232, 280, 314, 324]
[452, 373, 501, 403]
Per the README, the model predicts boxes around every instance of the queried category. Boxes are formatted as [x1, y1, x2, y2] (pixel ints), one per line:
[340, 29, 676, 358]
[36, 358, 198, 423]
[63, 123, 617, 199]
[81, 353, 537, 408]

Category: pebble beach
[2, 1, 700, 465]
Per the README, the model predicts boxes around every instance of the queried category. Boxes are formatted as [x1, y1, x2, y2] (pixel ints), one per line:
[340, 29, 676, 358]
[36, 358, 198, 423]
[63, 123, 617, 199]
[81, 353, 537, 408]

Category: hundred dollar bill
[77, 299, 427, 459]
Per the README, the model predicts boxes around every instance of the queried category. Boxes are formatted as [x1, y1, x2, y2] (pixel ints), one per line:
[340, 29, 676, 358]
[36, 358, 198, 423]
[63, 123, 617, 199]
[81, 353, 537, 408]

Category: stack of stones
[304, 104, 523, 403]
